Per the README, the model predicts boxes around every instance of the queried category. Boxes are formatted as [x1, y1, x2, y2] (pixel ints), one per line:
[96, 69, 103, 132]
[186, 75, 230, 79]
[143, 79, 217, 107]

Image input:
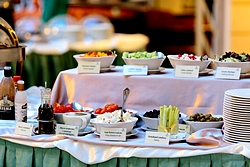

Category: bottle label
[15, 103, 27, 122]
[0, 98, 15, 120]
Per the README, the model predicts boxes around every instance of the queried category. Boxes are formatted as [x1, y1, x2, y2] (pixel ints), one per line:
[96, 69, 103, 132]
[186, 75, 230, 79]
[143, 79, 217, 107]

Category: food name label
[215, 67, 241, 80]
[175, 65, 199, 78]
[56, 124, 79, 136]
[123, 65, 148, 75]
[100, 127, 126, 141]
[178, 124, 191, 134]
[14, 122, 34, 136]
[77, 61, 101, 74]
[144, 131, 170, 145]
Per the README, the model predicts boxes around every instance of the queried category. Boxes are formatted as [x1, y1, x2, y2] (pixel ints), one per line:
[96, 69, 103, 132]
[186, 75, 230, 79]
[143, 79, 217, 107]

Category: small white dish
[100, 65, 116, 72]
[94, 129, 138, 137]
[170, 132, 190, 142]
[199, 68, 213, 75]
[148, 67, 165, 74]
[78, 126, 95, 136]
[141, 125, 157, 132]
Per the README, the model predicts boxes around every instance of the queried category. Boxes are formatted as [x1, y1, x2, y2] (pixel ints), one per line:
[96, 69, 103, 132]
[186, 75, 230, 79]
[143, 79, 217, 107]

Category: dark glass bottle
[0, 66, 15, 120]
[37, 88, 54, 134]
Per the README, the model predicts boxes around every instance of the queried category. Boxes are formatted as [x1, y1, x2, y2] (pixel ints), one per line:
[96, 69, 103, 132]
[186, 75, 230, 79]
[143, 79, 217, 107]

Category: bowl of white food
[167, 54, 212, 72]
[90, 110, 138, 133]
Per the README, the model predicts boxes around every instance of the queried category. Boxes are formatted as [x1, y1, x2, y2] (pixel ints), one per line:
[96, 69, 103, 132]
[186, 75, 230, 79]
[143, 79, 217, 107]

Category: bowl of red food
[167, 54, 212, 72]
[53, 102, 93, 124]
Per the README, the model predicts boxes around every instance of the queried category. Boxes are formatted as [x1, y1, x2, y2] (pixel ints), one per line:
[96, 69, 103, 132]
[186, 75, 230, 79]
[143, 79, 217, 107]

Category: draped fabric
[0, 138, 248, 167]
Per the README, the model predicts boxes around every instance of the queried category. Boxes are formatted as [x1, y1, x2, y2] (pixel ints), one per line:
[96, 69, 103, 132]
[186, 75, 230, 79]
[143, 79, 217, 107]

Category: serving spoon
[120, 87, 130, 122]
[71, 102, 84, 110]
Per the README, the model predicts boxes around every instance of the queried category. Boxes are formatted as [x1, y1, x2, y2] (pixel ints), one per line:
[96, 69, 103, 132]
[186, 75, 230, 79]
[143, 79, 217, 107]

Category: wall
[231, 0, 250, 53]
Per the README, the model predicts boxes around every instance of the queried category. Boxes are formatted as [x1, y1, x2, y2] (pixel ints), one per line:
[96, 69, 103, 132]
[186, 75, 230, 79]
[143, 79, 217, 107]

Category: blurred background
[0, 0, 246, 88]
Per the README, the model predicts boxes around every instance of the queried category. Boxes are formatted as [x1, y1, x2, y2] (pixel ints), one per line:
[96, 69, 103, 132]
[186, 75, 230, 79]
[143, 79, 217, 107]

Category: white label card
[175, 65, 199, 78]
[144, 131, 170, 145]
[100, 127, 126, 141]
[14, 122, 34, 136]
[56, 124, 79, 136]
[215, 67, 241, 80]
[77, 61, 101, 74]
[123, 65, 148, 76]
[178, 124, 191, 134]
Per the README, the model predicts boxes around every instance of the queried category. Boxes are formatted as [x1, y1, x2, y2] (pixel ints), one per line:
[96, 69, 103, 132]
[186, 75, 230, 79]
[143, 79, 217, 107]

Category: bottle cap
[17, 80, 25, 91]
[3, 66, 11, 77]
[13, 75, 21, 82]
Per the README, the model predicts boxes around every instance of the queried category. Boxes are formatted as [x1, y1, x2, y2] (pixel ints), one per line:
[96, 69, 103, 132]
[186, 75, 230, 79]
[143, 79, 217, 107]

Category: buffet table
[50, 66, 250, 116]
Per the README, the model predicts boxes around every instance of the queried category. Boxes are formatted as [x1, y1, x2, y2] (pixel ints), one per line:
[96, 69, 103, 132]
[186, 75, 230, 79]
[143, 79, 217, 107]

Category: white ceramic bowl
[90, 117, 138, 133]
[59, 25, 85, 42]
[54, 113, 64, 124]
[167, 55, 212, 72]
[122, 57, 166, 70]
[140, 115, 159, 130]
[183, 115, 223, 132]
[213, 61, 250, 74]
[73, 54, 117, 68]
[63, 112, 91, 131]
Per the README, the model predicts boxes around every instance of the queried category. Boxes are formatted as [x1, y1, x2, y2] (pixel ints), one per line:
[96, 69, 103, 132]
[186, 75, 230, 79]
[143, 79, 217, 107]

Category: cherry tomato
[65, 103, 73, 110]
[94, 108, 102, 114]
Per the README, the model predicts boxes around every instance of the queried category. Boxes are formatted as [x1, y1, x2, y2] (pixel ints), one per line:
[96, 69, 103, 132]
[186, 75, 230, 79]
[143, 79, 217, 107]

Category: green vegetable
[122, 51, 158, 59]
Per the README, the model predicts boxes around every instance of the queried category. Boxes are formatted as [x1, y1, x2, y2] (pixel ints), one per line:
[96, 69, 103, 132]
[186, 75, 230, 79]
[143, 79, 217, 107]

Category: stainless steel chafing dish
[0, 17, 26, 76]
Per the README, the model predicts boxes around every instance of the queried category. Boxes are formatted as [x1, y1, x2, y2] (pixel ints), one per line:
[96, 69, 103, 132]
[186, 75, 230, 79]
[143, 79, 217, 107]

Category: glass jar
[37, 88, 54, 134]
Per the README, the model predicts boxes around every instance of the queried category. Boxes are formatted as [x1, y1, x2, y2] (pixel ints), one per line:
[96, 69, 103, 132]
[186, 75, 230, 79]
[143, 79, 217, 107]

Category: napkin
[186, 128, 230, 147]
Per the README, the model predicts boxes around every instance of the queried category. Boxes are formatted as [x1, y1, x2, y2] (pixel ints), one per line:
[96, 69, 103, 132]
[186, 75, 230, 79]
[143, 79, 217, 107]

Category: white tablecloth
[2, 126, 250, 165]
[50, 66, 250, 116]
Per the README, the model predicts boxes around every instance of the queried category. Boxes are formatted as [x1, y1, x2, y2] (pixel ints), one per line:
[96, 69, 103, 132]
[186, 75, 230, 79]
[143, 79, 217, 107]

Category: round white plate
[199, 68, 213, 75]
[224, 97, 250, 103]
[225, 89, 250, 99]
[141, 125, 157, 131]
[148, 67, 165, 74]
[78, 126, 95, 136]
[170, 133, 190, 142]
[223, 104, 250, 110]
[100, 65, 116, 73]
[94, 129, 138, 137]
[223, 135, 250, 143]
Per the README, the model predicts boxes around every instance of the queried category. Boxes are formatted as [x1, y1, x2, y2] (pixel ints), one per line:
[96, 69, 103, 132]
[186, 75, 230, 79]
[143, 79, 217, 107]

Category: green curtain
[42, 0, 69, 23]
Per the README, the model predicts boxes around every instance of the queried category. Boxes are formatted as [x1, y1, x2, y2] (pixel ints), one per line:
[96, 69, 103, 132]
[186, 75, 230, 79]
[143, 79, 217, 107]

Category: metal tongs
[120, 87, 130, 122]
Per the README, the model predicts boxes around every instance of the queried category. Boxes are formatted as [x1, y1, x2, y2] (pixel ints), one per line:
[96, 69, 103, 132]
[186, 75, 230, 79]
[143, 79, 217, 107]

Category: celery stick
[159, 106, 164, 126]
[163, 105, 167, 127]
[168, 105, 172, 127]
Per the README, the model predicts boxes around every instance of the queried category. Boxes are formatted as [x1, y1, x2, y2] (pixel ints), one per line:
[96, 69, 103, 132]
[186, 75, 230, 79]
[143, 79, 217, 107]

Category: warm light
[44, 28, 51, 35]
[51, 27, 59, 35]
[24, 32, 31, 40]
[3, 2, 9, 9]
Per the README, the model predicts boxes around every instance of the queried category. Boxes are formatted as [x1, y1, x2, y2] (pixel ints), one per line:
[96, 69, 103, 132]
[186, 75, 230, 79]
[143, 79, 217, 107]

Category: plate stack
[223, 88, 250, 143]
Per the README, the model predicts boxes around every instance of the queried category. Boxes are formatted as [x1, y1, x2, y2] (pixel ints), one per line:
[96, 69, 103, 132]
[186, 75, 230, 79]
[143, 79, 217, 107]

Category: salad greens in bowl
[213, 52, 250, 73]
[122, 51, 166, 70]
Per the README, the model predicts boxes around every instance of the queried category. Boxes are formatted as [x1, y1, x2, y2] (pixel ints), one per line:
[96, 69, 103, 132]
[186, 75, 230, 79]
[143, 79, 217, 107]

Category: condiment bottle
[0, 66, 15, 120]
[15, 80, 27, 122]
[37, 87, 54, 134]
[13, 75, 21, 93]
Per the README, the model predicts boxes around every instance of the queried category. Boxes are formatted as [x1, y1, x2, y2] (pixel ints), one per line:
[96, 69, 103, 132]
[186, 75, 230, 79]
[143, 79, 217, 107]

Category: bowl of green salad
[213, 52, 250, 74]
[122, 51, 166, 70]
